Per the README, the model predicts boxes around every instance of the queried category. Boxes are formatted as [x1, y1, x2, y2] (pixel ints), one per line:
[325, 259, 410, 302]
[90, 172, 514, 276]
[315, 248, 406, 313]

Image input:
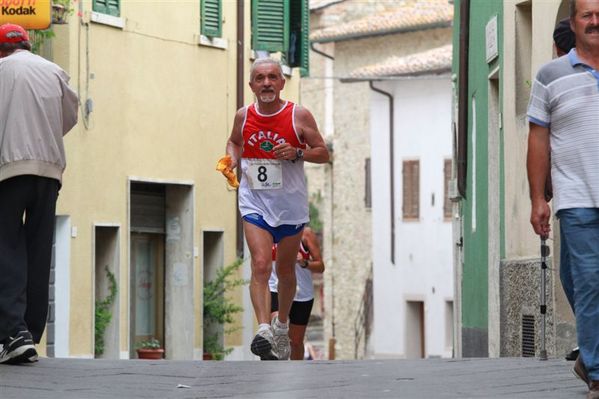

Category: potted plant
[136, 338, 164, 360]
[52, 0, 73, 24]
[203, 258, 247, 360]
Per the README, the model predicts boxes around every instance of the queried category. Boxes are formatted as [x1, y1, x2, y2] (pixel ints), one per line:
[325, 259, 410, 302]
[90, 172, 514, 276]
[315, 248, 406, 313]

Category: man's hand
[273, 143, 297, 160]
[530, 199, 551, 238]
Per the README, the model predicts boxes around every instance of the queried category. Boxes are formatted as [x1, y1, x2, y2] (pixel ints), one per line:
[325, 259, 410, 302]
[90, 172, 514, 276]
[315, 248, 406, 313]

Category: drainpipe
[236, 0, 245, 258]
[369, 81, 395, 265]
[310, 42, 334, 60]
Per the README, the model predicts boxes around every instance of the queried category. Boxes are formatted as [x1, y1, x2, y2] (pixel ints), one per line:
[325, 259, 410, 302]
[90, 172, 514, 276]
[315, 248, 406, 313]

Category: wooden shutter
[93, 0, 120, 16]
[443, 159, 452, 218]
[288, 0, 310, 76]
[402, 160, 420, 220]
[201, 0, 222, 37]
[252, 0, 289, 52]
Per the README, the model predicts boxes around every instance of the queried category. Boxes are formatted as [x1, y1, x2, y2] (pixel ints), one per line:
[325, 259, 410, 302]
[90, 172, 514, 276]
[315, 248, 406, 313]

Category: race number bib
[247, 159, 283, 190]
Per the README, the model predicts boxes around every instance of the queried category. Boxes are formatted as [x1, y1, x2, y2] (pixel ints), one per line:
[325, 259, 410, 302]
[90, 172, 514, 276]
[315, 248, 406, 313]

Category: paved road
[0, 357, 587, 398]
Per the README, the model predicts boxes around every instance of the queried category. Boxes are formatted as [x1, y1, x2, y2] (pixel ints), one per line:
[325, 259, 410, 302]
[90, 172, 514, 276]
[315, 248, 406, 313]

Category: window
[252, 0, 310, 76]
[93, 0, 120, 16]
[287, 0, 309, 76]
[443, 159, 452, 219]
[402, 160, 419, 220]
[365, 158, 372, 209]
[201, 0, 222, 38]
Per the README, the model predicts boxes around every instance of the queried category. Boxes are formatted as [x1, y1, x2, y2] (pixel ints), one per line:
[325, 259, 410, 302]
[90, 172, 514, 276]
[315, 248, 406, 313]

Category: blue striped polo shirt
[527, 49, 599, 213]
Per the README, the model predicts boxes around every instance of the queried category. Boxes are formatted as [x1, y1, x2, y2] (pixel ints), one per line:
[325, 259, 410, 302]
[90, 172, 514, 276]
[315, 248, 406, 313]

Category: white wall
[371, 77, 453, 358]
[54, 216, 71, 358]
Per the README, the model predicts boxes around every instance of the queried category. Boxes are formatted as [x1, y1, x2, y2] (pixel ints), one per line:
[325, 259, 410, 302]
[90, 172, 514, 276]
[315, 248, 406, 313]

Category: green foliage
[28, 29, 55, 55]
[27, 1, 74, 54]
[94, 266, 118, 357]
[136, 338, 161, 350]
[53, 0, 73, 8]
[203, 258, 247, 360]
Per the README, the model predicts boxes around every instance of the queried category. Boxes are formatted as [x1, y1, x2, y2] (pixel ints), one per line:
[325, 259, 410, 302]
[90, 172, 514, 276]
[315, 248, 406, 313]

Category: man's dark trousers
[0, 175, 59, 343]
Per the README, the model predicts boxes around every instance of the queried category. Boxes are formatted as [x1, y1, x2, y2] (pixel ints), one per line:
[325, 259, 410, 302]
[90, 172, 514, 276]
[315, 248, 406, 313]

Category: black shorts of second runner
[270, 291, 314, 326]
[242, 213, 304, 243]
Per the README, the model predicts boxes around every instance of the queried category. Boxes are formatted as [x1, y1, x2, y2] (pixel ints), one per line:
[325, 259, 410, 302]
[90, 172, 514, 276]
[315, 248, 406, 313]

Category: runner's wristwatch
[300, 259, 309, 268]
[295, 148, 304, 160]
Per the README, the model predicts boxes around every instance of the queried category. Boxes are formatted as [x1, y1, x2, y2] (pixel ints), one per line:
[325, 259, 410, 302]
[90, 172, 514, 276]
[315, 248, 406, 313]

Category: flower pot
[52, 4, 67, 24]
[136, 348, 164, 360]
[203, 352, 214, 360]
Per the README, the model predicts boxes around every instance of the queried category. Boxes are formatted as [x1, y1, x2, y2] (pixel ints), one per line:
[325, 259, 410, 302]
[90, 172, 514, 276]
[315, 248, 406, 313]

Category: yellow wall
[48, 0, 301, 358]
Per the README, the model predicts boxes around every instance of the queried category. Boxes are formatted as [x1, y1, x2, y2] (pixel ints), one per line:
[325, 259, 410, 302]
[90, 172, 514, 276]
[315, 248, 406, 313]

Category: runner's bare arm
[294, 106, 329, 164]
[303, 227, 325, 273]
[226, 108, 245, 169]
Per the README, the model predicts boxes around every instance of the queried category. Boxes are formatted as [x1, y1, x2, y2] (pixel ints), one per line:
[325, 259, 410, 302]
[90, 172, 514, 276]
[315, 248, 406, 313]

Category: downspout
[454, 0, 470, 359]
[457, 0, 470, 197]
[236, 0, 245, 257]
[369, 81, 395, 265]
[310, 42, 334, 60]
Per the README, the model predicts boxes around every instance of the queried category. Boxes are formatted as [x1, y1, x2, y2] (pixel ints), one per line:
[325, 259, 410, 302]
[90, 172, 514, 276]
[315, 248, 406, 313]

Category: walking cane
[539, 237, 549, 360]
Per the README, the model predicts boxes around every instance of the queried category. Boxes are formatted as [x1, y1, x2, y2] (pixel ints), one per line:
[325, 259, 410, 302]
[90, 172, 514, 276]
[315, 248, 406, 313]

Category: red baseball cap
[0, 24, 29, 44]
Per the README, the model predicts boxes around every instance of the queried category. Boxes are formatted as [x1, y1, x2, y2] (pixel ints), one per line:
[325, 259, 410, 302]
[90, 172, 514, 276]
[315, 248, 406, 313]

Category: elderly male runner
[226, 58, 329, 360]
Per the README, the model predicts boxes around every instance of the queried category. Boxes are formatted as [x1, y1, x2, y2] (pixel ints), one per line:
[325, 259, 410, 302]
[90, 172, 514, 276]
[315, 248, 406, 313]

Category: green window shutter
[93, 0, 120, 16]
[201, 0, 222, 38]
[252, 0, 289, 52]
[288, 0, 309, 76]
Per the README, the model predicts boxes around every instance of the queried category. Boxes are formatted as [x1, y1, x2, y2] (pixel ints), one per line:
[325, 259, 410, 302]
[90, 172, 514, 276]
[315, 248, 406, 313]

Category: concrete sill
[90, 12, 124, 29]
[197, 35, 228, 50]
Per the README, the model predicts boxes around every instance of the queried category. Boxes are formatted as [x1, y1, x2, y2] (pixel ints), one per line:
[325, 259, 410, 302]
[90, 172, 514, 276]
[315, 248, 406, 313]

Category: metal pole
[539, 238, 549, 360]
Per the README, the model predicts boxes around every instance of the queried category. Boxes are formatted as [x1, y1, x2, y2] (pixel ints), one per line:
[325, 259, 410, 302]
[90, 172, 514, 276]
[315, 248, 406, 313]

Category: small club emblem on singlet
[260, 141, 275, 152]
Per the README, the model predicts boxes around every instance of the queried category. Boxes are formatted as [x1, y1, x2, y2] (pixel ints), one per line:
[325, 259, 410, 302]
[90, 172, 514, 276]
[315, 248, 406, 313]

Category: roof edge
[341, 68, 452, 83]
[311, 21, 452, 43]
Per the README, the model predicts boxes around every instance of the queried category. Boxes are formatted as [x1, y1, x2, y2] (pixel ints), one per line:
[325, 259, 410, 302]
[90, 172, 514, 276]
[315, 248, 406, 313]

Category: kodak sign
[0, 0, 51, 30]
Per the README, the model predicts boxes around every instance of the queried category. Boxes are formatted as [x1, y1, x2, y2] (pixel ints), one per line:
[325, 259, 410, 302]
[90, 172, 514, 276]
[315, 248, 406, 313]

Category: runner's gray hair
[249, 58, 284, 81]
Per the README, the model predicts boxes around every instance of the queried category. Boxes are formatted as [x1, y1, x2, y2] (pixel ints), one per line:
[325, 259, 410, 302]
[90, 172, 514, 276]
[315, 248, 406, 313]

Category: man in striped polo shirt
[527, 1, 599, 397]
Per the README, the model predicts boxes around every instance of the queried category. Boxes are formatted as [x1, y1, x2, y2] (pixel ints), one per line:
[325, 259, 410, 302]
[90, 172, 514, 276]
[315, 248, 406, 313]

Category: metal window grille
[521, 314, 535, 357]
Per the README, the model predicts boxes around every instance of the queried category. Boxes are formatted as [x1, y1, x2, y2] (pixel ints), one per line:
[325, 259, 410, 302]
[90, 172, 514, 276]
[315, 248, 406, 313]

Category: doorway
[130, 233, 165, 357]
[129, 180, 194, 359]
[406, 300, 425, 358]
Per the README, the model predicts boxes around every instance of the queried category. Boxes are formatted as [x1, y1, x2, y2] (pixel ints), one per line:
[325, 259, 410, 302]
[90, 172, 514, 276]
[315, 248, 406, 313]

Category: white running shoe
[271, 317, 290, 360]
[250, 328, 278, 360]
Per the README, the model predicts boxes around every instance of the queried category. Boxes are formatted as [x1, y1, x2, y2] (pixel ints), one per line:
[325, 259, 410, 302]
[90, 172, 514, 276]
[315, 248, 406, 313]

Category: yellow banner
[0, 0, 52, 30]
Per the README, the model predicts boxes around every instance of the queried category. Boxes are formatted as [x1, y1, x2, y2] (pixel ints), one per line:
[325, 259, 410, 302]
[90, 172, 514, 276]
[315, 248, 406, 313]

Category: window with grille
[521, 314, 535, 357]
[443, 159, 452, 219]
[402, 160, 420, 220]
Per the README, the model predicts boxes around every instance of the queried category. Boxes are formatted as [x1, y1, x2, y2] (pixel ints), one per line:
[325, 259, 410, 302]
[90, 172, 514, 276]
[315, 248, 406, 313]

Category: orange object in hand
[216, 155, 239, 188]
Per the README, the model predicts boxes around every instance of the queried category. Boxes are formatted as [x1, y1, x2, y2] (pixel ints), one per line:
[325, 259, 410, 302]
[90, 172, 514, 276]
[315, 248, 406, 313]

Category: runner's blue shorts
[242, 213, 304, 243]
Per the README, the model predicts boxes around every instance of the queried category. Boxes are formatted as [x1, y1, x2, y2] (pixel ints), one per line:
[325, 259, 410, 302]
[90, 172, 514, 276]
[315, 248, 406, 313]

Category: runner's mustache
[585, 26, 599, 33]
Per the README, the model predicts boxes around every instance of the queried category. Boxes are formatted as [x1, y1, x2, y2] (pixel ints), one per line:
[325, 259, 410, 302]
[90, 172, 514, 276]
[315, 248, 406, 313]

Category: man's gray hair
[249, 57, 283, 81]
[570, 0, 577, 18]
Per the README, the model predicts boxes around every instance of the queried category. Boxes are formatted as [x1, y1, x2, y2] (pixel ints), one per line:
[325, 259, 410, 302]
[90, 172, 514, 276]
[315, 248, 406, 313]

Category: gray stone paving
[0, 357, 588, 398]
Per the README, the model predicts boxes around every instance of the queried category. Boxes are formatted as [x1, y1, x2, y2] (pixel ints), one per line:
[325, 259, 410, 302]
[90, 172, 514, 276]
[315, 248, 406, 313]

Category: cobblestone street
[0, 357, 587, 398]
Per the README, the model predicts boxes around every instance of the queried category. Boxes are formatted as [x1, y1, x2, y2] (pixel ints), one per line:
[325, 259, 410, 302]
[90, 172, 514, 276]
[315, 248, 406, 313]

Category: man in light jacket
[0, 23, 78, 364]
